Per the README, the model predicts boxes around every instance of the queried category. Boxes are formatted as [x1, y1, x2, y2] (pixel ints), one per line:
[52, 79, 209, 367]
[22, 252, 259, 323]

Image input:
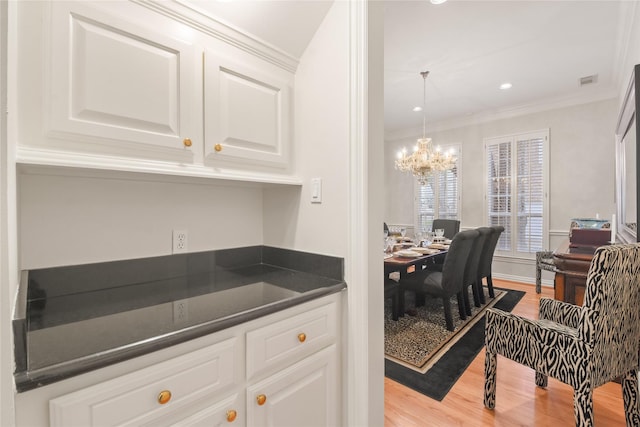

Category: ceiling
[186, 0, 627, 139]
[183, 0, 333, 59]
[384, 0, 626, 139]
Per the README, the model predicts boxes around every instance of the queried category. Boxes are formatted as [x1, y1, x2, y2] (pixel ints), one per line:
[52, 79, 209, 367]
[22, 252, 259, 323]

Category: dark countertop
[14, 246, 346, 392]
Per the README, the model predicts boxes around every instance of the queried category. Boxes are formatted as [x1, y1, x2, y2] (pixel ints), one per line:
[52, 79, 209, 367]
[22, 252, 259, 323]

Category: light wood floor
[384, 280, 627, 426]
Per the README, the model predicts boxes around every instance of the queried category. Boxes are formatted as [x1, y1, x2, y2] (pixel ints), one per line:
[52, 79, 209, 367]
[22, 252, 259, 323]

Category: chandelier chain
[421, 71, 429, 139]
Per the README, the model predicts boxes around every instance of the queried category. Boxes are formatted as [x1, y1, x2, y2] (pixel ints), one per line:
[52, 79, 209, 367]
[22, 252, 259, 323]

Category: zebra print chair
[484, 243, 640, 427]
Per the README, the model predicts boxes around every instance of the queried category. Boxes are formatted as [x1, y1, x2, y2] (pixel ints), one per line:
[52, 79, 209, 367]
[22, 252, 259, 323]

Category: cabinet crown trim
[132, 0, 300, 73]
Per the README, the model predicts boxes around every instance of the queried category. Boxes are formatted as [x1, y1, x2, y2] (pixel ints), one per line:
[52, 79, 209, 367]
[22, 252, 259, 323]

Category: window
[415, 145, 461, 233]
[484, 130, 549, 257]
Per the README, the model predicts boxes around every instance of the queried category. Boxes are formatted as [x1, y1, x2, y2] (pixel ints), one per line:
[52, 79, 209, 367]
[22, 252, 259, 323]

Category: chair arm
[577, 305, 599, 346]
[538, 297, 582, 328]
[485, 308, 583, 355]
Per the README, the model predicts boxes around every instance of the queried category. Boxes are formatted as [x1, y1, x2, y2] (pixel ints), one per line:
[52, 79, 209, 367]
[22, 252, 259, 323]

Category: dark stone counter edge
[15, 283, 346, 393]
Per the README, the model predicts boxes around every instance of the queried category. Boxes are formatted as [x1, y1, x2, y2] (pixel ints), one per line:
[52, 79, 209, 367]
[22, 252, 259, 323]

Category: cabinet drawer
[165, 393, 244, 427]
[246, 301, 337, 379]
[50, 337, 239, 427]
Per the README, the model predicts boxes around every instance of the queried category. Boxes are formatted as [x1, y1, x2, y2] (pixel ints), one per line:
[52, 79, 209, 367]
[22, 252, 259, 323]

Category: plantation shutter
[486, 139, 512, 252]
[485, 130, 548, 257]
[437, 164, 459, 220]
[414, 145, 461, 233]
[516, 136, 544, 253]
[416, 174, 435, 233]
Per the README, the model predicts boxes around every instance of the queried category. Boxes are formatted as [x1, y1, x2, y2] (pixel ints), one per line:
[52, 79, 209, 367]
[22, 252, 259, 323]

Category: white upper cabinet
[15, 1, 299, 185]
[47, 2, 199, 157]
[204, 50, 291, 168]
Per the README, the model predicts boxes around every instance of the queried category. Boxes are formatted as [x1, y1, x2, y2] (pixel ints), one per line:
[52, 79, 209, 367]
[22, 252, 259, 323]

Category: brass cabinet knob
[157, 390, 172, 405]
[214, 143, 223, 152]
[298, 333, 307, 343]
[256, 394, 267, 406]
[226, 409, 237, 422]
[183, 138, 192, 147]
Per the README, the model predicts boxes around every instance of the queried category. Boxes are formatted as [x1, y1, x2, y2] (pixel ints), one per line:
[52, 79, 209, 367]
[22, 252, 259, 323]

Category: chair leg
[443, 297, 455, 331]
[535, 371, 548, 388]
[471, 280, 481, 307]
[487, 275, 495, 298]
[622, 369, 639, 427]
[456, 292, 466, 321]
[535, 263, 542, 293]
[397, 288, 405, 318]
[415, 291, 426, 307]
[484, 350, 497, 409]
[477, 276, 486, 304]
[391, 293, 399, 321]
[462, 287, 472, 316]
[573, 385, 594, 427]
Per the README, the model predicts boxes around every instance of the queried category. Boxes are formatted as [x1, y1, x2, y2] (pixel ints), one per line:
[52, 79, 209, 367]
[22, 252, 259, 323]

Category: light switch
[311, 177, 322, 203]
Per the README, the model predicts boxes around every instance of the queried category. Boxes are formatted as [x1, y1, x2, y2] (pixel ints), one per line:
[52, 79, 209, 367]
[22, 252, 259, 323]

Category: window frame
[483, 130, 549, 258]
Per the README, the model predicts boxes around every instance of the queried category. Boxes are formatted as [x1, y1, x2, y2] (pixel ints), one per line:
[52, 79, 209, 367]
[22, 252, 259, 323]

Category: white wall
[385, 98, 618, 282]
[263, 2, 349, 258]
[18, 170, 265, 269]
[618, 2, 640, 101]
[263, 2, 385, 425]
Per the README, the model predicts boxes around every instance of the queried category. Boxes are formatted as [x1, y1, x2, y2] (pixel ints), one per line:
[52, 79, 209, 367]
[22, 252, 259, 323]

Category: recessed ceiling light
[431, 0, 447, 4]
[500, 82, 513, 90]
[413, 106, 422, 112]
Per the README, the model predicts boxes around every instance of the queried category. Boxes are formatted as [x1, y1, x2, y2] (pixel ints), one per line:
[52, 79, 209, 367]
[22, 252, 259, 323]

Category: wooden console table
[552, 239, 598, 305]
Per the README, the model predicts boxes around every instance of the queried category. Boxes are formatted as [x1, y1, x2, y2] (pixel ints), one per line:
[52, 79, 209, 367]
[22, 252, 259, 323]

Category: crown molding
[385, 88, 617, 142]
[132, 0, 299, 73]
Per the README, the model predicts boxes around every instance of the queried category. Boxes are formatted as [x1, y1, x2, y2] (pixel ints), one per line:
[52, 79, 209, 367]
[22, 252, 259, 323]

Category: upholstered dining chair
[398, 229, 478, 331]
[477, 226, 504, 303]
[432, 219, 460, 239]
[484, 243, 640, 427]
[461, 227, 492, 314]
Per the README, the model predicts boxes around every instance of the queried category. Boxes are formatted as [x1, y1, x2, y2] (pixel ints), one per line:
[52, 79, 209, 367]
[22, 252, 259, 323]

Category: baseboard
[492, 272, 554, 288]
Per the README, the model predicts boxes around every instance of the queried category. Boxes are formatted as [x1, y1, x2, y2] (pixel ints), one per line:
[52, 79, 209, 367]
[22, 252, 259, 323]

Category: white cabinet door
[47, 2, 199, 158]
[246, 345, 339, 427]
[203, 49, 292, 168]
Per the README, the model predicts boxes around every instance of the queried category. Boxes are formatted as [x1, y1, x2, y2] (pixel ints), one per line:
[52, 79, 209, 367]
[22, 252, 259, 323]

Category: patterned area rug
[385, 287, 504, 373]
[384, 287, 525, 401]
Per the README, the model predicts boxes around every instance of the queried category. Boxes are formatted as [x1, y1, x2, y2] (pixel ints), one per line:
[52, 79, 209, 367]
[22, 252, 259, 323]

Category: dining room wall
[384, 97, 618, 283]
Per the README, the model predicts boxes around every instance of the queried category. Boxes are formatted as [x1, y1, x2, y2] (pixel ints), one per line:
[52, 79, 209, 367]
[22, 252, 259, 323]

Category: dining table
[384, 244, 449, 316]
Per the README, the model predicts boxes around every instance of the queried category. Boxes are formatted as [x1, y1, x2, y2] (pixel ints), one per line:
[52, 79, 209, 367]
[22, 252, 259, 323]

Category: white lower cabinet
[46, 294, 341, 427]
[246, 346, 338, 427]
[49, 337, 241, 427]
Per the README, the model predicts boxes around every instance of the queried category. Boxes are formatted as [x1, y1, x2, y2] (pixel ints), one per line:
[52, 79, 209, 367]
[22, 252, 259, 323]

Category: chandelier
[395, 71, 456, 185]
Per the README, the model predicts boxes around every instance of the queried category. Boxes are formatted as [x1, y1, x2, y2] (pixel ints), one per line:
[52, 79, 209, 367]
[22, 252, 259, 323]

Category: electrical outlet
[172, 229, 188, 254]
[173, 299, 188, 323]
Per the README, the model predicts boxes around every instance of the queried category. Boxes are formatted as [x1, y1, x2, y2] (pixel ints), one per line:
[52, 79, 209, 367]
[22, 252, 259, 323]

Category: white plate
[427, 243, 447, 250]
[408, 247, 439, 255]
[395, 250, 421, 258]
